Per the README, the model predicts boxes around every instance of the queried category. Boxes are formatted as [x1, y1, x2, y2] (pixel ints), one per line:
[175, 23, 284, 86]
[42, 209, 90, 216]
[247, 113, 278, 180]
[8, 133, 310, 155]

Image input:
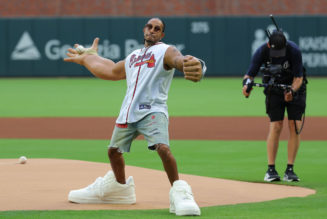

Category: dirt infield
[0, 116, 325, 140]
[0, 159, 315, 211]
[0, 116, 323, 211]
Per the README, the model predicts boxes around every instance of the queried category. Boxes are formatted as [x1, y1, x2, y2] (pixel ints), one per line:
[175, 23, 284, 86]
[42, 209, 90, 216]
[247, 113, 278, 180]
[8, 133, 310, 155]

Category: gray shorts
[108, 112, 169, 153]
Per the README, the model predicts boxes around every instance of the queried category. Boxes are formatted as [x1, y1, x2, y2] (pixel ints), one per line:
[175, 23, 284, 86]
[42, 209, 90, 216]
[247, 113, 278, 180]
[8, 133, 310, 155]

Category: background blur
[1, 0, 327, 77]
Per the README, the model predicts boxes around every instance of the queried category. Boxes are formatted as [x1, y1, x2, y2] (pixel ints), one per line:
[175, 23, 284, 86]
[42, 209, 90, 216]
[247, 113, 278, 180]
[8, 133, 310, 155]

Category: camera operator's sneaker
[169, 180, 201, 216]
[68, 171, 136, 204]
[283, 170, 300, 182]
[264, 168, 281, 182]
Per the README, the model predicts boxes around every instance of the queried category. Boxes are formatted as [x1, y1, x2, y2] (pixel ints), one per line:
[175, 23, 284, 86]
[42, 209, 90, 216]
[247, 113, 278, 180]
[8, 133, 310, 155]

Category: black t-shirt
[246, 41, 303, 81]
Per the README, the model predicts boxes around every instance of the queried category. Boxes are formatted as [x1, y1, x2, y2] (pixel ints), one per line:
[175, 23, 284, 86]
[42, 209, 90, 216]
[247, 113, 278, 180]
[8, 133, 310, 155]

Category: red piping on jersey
[124, 43, 161, 124]
[116, 123, 128, 128]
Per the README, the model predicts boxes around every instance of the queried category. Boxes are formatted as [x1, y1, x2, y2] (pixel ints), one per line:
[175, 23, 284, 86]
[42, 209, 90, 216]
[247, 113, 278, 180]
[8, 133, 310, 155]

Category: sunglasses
[145, 24, 162, 32]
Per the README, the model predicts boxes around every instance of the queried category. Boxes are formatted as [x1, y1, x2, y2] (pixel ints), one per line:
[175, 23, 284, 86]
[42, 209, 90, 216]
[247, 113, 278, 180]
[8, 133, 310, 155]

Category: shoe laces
[268, 169, 278, 175]
[286, 170, 297, 177]
[174, 186, 194, 201]
[286, 168, 294, 174]
[86, 177, 103, 191]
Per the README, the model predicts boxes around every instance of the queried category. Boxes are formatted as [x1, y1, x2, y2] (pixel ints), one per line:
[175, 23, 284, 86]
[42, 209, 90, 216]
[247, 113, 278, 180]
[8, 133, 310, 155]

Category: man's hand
[242, 77, 253, 98]
[64, 38, 99, 65]
[242, 86, 251, 98]
[284, 89, 293, 102]
[183, 55, 202, 82]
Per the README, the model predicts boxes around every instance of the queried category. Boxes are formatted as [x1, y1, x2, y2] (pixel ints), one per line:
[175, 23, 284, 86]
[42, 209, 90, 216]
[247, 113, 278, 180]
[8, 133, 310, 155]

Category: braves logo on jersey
[129, 52, 156, 68]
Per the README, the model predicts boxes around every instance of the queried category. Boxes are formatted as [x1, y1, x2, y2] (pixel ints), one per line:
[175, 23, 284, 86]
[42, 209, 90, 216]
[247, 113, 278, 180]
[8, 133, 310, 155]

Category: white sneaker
[169, 180, 201, 216]
[68, 171, 136, 204]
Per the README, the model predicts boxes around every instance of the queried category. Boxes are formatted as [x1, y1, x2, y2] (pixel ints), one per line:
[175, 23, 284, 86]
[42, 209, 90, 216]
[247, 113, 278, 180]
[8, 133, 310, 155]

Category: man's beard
[144, 38, 156, 45]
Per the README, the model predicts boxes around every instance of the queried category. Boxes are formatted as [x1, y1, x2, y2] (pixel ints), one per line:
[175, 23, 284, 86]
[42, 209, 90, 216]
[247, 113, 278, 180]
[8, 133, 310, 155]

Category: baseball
[18, 156, 27, 164]
[76, 45, 86, 54]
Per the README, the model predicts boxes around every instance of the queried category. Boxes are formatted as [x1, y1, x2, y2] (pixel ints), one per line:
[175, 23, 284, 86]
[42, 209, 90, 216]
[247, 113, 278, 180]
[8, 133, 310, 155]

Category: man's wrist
[198, 58, 207, 80]
[291, 86, 297, 93]
[243, 78, 252, 86]
[291, 89, 295, 95]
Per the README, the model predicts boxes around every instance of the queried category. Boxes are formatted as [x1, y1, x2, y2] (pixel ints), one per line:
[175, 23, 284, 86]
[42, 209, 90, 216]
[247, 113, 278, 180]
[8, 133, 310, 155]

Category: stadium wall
[1, 0, 327, 17]
[1, 16, 327, 77]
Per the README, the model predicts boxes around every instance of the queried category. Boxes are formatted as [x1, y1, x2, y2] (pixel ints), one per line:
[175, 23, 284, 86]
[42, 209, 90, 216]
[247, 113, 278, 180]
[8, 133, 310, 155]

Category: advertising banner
[1, 16, 326, 77]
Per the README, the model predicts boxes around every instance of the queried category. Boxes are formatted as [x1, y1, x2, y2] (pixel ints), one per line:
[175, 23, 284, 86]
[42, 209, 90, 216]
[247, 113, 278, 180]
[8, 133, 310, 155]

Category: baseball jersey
[116, 42, 174, 124]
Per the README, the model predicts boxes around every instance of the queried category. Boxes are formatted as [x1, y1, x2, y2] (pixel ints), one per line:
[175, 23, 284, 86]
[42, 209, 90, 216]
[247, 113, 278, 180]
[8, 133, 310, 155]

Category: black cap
[269, 30, 287, 57]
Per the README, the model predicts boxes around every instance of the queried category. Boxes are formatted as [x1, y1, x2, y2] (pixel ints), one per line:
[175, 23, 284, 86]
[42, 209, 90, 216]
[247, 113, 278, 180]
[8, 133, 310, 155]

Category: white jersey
[116, 42, 174, 124]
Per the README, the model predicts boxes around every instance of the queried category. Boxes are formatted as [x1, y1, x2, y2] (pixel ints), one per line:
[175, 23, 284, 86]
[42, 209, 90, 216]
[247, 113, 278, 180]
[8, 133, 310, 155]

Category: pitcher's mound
[0, 159, 315, 211]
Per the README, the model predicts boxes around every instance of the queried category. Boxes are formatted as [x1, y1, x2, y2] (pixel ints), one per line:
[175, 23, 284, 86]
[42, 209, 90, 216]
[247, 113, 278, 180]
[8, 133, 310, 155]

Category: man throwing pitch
[64, 18, 205, 216]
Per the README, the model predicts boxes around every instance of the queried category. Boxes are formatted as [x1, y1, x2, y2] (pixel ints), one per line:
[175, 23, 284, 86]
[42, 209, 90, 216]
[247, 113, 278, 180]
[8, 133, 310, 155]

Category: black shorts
[265, 92, 306, 122]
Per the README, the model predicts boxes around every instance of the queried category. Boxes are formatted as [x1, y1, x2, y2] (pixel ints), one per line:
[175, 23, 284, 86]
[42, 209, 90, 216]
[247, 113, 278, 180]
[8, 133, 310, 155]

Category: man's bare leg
[156, 144, 179, 185]
[267, 121, 283, 165]
[287, 120, 301, 164]
[108, 147, 126, 184]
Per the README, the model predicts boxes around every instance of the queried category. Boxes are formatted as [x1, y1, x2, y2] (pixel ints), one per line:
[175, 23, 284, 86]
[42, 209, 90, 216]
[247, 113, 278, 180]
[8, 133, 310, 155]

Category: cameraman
[242, 30, 306, 182]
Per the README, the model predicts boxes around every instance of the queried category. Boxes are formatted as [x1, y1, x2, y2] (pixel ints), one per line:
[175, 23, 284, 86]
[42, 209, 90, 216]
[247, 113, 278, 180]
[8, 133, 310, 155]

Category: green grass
[0, 139, 326, 218]
[0, 77, 326, 117]
[0, 77, 326, 218]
